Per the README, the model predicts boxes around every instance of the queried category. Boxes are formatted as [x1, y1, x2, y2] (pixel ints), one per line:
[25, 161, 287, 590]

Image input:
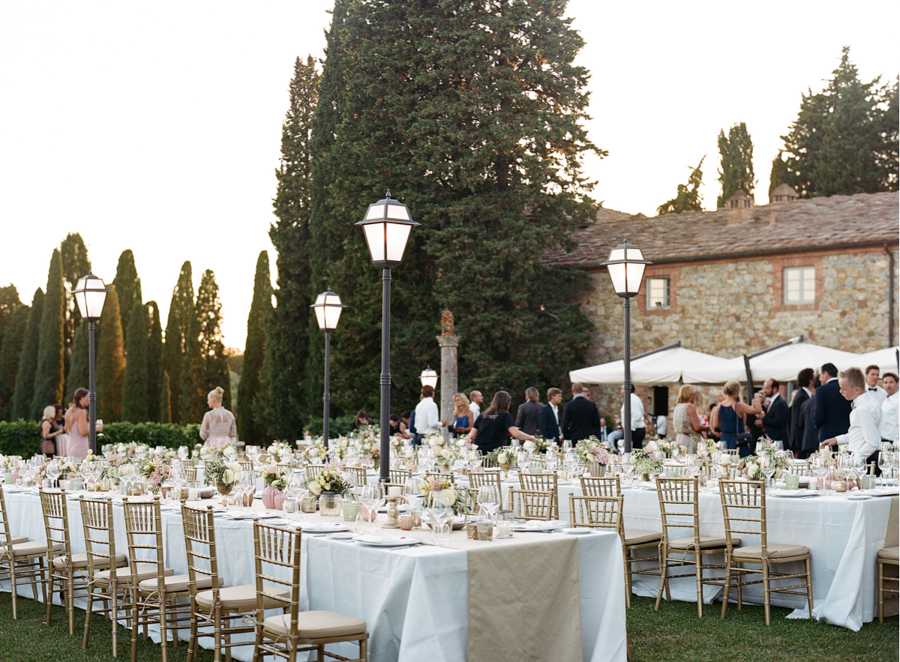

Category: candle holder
[382, 495, 402, 529]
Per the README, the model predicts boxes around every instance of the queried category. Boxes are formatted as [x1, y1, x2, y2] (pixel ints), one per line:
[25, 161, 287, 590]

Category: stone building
[543, 189, 900, 429]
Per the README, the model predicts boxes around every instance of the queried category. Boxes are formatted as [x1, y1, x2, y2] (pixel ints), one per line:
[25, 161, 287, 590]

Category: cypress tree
[239, 251, 272, 444]
[160, 371, 172, 424]
[96, 287, 125, 422]
[113, 249, 143, 349]
[716, 123, 756, 207]
[146, 301, 164, 422]
[0, 305, 29, 420]
[66, 321, 89, 402]
[264, 55, 319, 437]
[164, 262, 194, 424]
[0, 285, 22, 341]
[122, 300, 149, 422]
[31, 249, 67, 417]
[59, 233, 92, 377]
[10, 289, 43, 420]
[657, 158, 706, 215]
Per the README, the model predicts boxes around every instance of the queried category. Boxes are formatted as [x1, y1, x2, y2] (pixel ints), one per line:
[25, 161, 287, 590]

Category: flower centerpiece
[258, 463, 289, 509]
[302, 442, 328, 464]
[139, 458, 171, 494]
[305, 465, 354, 516]
[267, 441, 292, 462]
[358, 436, 381, 470]
[532, 436, 551, 454]
[575, 436, 610, 476]
[420, 475, 470, 516]
[496, 447, 516, 473]
[738, 445, 791, 483]
[632, 448, 663, 482]
[205, 455, 243, 496]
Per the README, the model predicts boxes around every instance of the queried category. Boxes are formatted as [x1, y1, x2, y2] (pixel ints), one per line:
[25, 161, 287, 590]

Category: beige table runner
[885, 495, 898, 547]
[465, 533, 582, 662]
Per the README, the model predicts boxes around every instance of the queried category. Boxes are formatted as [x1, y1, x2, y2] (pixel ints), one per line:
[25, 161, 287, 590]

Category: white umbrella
[569, 346, 731, 386]
[856, 346, 900, 376]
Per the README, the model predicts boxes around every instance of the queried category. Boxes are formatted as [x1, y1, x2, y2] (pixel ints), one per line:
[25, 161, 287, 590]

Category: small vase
[319, 491, 342, 516]
[499, 462, 511, 472]
[589, 462, 606, 478]
[217, 482, 233, 496]
[262, 484, 285, 509]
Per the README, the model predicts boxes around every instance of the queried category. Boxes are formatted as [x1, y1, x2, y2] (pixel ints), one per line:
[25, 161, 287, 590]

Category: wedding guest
[465, 390, 535, 454]
[199, 386, 236, 451]
[814, 363, 851, 445]
[620, 385, 647, 449]
[397, 410, 414, 440]
[515, 387, 543, 435]
[53, 404, 68, 456]
[39, 405, 64, 457]
[756, 378, 789, 446]
[789, 368, 815, 455]
[865, 365, 887, 404]
[538, 387, 563, 443]
[880, 372, 898, 445]
[414, 385, 441, 437]
[672, 385, 709, 453]
[711, 381, 763, 458]
[820, 367, 882, 468]
[389, 414, 411, 439]
[469, 390, 483, 419]
[656, 414, 668, 440]
[562, 382, 601, 444]
[64, 387, 98, 459]
[598, 416, 609, 443]
[353, 410, 374, 430]
[798, 376, 820, 459]
[442, 393, 474, 438]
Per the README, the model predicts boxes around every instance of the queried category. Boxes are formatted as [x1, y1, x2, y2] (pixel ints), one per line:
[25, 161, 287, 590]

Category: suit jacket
[515, 400, 543, 435]
[538, 403, 561, 442]
[788, 389, 810, 452]
[761, 395, 789, 443]
[561, 396, 600, 444]
[813, 379, 852, 442]
[799, 395, 819, 456]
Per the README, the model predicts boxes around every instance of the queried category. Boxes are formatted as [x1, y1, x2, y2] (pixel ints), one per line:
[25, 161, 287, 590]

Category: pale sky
[1, 1, 897, 350]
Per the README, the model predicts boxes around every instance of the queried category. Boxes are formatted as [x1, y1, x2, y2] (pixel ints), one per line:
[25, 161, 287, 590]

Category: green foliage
[113, 249, 142, 349]
[0, 284, 23, 342]
[302, 0, 598, 416]
[96, 287, 125, 421]
[0, 420, 41, 457]
[768, 150, 791, 199]
[657, 157, 705, 215]
[716, 122, 755, 208]
[778, 47, 898, 197]
[65, 321, 89, 402]
[122, 300, 149, 422]
[98, 421, 202, 449]
[59, 233, 91, 374]
[0, 305, 29, 420]
[146, 301, 164, 422]
[164, 261, 194, 424]
[160, 370, 171, 423]
[303, 414, 364, 439]
[31, 249, 66, 417]
[263, 55, 319, 438]
[10, 289, 43, 421]
[238, 251, 271, 444]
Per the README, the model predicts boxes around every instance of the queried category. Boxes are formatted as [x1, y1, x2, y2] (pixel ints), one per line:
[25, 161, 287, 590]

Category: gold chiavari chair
[579, 475, 618, 497]
[719, 479, 813, 625]
[0, 487, 52, 620]
[878, 546, 899, 623]
[787, 461, 812, 477]
[507, 488, 555, 521]
[80, 496, 131, 656]
[239, 460, 254, 474]
[306, 464, 324, 482]
[389, 469, 412, 485]
[182, 459, 197, 468]
[345, 465, 368, 487]
[182, 504, 289, 662]
[252, 520, 368, 662]
[123, 497, 201, 662]
[468, 472, 504, 510]
[655, 477, 731, 618]
[518, 471, 558, 519]
[425, 472, 455, 485]
[481, 454, 499, 468]
[183, 465, 198, 483]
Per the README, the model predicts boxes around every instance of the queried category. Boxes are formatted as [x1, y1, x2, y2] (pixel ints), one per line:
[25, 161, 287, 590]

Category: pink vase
[262, 485, 285, 510]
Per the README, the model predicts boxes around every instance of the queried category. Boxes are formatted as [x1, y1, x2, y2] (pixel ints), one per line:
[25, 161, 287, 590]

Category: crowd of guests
[36, 387, 103, 459]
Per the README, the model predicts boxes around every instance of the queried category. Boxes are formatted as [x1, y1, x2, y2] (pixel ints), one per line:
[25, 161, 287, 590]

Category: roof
[544, 191, 899, 269]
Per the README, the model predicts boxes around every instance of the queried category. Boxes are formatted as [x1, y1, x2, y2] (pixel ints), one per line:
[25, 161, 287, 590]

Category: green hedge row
[303, 414, 373, 439]
[0, 421, 202, 456]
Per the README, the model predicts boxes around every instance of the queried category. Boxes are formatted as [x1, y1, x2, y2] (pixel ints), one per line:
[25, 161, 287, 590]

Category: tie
[869, 388, 878, 392]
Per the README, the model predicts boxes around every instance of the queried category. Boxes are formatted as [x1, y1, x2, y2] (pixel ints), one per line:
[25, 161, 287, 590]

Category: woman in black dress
[40, 405, 64, 457]
[464, 391, 535, 454]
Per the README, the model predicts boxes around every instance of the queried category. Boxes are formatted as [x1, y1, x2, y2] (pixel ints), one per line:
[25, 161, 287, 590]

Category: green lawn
[0, 591, 896, 661]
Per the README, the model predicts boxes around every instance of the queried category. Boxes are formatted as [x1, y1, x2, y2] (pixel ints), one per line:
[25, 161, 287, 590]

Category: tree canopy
[238, 251, 272, 444]
[717, 123, 755, 207]
[657, 157, 705, 215]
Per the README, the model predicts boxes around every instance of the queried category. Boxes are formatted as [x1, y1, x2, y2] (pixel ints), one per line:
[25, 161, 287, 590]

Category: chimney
[726, 190, 753, 224]
[770, 183, 798, 204]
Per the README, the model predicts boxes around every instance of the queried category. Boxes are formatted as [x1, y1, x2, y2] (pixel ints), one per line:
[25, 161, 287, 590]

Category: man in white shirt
[820, 367, 882, 465]
[415, 385, 441, 436]
[865, 365, 887, 404]
[881, 372, 898, 445]
[469, 390, 483, 419]
[619, 385, 647, 448]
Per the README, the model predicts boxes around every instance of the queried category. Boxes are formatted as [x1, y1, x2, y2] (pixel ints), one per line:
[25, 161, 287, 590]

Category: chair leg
[160, 595, 170, 662]
[131, 590, 140, 662]
[45, 570, 55, 625]
[186, 607, 199, 662]
[878, 560, 884, 623]
[654, 554, 667, 611]
[623, 555, 632, 609]
[112, 583, 119, 658]
[721, 557, 732, 619]
[805, 558, 814, 620]
[67, 567, 76, 636]
[8, 558, 19, 620]
[83, 585, 94, 649]
[736, 561, 743, 610]
[762, 562, 771, 626]
[694, 550, 703, 618]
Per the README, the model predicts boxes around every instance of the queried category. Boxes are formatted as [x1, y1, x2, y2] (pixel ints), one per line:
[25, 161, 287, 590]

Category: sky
[1, 1, 897, 351]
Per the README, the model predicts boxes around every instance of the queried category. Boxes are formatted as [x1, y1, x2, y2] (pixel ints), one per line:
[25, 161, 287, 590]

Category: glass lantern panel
[385, 223, 412, 263]
[362, 223, 386, 263]
[607, 262, 627, 295]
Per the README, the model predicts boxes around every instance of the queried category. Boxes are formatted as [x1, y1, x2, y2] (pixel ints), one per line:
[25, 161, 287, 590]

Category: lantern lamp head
[311, 288, 346, 331]
[72, 274, 109, 321]
[600, 239, 651, 298]
[355, 190, 420, 268]
[419, 365, 438, 389]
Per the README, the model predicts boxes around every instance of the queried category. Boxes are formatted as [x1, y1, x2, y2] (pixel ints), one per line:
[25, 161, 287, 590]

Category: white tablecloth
[1, 487, 627, 661]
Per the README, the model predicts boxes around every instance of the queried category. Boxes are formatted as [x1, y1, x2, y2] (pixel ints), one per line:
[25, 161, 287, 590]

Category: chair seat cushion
[196, 584, 288, 611]
[263, 610, 367, 639]
[669, 536, 735, 550]
[96, 566, 175, 585]
[0, 536, 29, 548]
[624, 529, 661, 545]
[53, 552, 127, 569]
[732, 543, 809, 560]
[139, 573, 215, 594]
[6, 540, 60, 557]
[877, 546, 899, 562]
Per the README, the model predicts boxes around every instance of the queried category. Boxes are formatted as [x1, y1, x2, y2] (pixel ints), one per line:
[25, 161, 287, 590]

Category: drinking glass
[361, 482, 384, 532]
[878, 451, 893, 486]
[429, 502, 453, 546]
[47, 461, 62, 489]
[760, 457, 776, 488]
[478, 485, 500, 520]
[169, 462, 185, 503]
[812, 456, 829, 495]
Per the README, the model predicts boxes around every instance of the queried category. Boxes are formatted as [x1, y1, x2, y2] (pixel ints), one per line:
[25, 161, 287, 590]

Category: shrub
[0, 420, 41, 457]
[303, 414, 368, 439]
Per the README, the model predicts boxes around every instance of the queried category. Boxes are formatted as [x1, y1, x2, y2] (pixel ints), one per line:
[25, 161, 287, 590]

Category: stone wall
[578, 246, 899, 434]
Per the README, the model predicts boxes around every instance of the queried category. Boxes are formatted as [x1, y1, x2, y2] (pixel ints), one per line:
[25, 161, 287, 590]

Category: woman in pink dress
[64, 388, 102, 459]
[199, 386, 236, 451]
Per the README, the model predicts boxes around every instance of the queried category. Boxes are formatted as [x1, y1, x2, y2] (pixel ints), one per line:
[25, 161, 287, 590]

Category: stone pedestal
[437, 310, 459, 442]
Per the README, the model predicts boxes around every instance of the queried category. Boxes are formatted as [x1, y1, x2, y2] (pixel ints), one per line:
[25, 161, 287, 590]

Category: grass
[0, 590, 896, 661]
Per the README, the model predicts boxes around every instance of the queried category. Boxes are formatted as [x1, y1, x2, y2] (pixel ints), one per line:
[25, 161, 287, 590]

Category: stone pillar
[437, 310, 459, 442]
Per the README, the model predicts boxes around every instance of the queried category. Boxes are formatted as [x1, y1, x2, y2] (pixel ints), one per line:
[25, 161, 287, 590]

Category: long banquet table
[0, 486, 627, 662]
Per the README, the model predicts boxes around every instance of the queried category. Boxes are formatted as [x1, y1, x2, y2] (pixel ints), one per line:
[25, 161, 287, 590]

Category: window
[784, 267, 815, 304]
[646, 277, 670, 309]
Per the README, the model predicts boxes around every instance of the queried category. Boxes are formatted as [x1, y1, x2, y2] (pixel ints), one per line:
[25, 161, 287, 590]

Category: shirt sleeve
[857, 406, 882, 459]
[200, 412, 210, 440]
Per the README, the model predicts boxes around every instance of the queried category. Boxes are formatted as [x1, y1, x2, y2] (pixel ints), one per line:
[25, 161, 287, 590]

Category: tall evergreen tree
[0, 285, 23, 341]
[768, 150, 791, 199]
[264, 55, 319, 438]
[146, 301, 164, 422]
[778, 47, 898, 197]
[96, 287, 125, 422]
[160, 371, 171, 424]
[657, 158, 705, 215]
[0, 305, 29, 420]
[59, 233, 91, 376]
[239, 251, 272, 444]
[31, 249, 66, 417]
[113, 250, 143, 349]
[10, 289, 43, 420]
[164, 262, 194, 424]
[122, 300, 150, 422]
[66, 321, 89, 402]
[716, 123, 755, 207]
[306, 0, 599, 412]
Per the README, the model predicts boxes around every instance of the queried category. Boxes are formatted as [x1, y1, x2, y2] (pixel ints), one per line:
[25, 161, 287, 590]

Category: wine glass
[760, 456, 776, 488]
[477, 485, 500, 533]
[169, 462, 185, 503]
[360, 482, 384, 533]
[46, 460, 62, 489]
[878, 451, 893, 486]
[812, 456, 829, 495]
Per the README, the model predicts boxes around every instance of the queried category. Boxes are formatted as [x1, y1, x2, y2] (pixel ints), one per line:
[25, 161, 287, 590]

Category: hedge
[0, 420, 202, 456]
[303, 414, 372, 439]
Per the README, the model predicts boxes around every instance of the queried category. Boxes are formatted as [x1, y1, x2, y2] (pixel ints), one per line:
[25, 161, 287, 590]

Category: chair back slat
[508, 488, 554, 520]
[719, 479, 767, 551]
[253, 521, 298, 621]
[181, 504, 222, 595]
[123, 497, 167, 590]
[0, 489, 14, 547]
[40, 489, 72, 558]
[655, 477, 700, 544]
[580, 475, 620, 498]
[468, 472, 503, 509]
[79, 497, 118, 576]
[569, 494, 622, 532]
[426, 472, 455, 485]
[389, 469, 412, 485]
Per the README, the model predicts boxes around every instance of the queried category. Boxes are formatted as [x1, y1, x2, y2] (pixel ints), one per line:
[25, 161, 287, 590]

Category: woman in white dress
[672, 384, 709, 454]
[199, 386, 237, 451]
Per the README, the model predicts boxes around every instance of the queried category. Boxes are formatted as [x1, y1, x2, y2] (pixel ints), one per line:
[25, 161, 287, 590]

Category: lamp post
[71, 274, 109, 454]
[601, 239, 650, 454]
[419, 365, 438, 390]
[356, 190, 419, 483]
[311, 288, 345, 449]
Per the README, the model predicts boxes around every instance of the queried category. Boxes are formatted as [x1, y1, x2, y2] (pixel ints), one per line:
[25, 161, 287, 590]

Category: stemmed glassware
[403, 477, 424, 524]
[759, 456, 776, 488]
[477, 485, 500, 538]
[169, 462, 185, 503]
[360, 482, 384, 533]
[812, 455, 830, 495]
[878, 450, 894, 486]
[46, 460, 62, 489]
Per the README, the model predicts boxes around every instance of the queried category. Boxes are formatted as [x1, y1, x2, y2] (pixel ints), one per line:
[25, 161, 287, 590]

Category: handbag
[734, 431, 752, 447]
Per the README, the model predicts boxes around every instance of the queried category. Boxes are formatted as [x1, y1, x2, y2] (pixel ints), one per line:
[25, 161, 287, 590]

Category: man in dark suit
[788, 368, 814, 454]
[515, 387, 543, 435]
[814, 363, 852, 443]
[756, 378, 789, 445]
[798, 376, 820, 459]
[538, 387, 563, 443]
[561, 383, 601, 444]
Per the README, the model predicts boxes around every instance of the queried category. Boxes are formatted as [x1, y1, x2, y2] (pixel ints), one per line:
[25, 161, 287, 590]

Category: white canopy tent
[857, 346, 900, 376]
[568, 345, 731, 386]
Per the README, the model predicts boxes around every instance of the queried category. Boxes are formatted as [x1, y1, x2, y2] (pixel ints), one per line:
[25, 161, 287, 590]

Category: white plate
[222, 510, 281, 520]
[768, 489, 814, 498]
[561, 528, 595, 535]
[331, 532, 355, 540]
[299, 521, 351, 533]
[845, 494, 871, 500]
[352, 535, 421, 547]
[510, 520, 567, 532]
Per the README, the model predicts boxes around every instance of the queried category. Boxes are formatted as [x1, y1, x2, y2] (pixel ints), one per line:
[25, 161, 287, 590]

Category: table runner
[465, 533, 582, 662]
